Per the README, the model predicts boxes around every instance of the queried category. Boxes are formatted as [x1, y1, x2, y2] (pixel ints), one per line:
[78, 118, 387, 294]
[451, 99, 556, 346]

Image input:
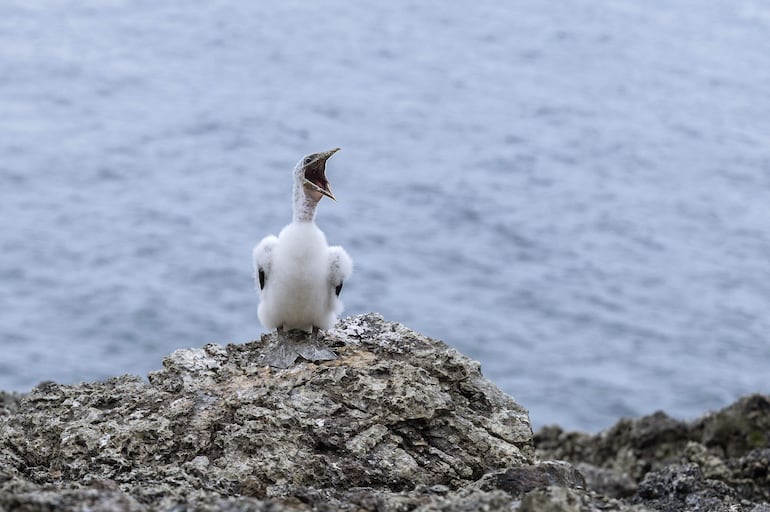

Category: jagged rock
[697, 394, 770, 458]
[473, 461, 586, 497]
[634, 462, 739, 511]
[518, 486, 652, 512]
[0, 391, 23, 416]
[572, 462, 636, 498]
[535, 411, 691, 483]
[1, 314, 767, 511]
[536, 394, 770, 510]
[0, 314, 536, 511]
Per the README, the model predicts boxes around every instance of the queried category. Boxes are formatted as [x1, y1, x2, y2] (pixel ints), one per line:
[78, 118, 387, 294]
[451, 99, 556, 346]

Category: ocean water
[1, 0, 769, 432]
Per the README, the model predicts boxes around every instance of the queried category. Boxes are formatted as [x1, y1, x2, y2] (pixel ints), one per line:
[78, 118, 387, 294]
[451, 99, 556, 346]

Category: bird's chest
[273, 246, 327, 288]
[271, 224, 330, 295]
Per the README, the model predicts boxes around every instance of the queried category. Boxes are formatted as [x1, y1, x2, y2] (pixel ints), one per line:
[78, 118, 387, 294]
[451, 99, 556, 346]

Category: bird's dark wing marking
[335, 282, 343, 297]
[258, 269, 266, 290]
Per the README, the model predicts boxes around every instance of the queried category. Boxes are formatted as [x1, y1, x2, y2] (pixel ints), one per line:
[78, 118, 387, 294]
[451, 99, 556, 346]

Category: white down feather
[254, 222, 352, 332]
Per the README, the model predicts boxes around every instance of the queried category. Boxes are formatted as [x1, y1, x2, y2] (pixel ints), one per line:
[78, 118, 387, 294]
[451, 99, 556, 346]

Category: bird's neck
[293, 183, 319, 223]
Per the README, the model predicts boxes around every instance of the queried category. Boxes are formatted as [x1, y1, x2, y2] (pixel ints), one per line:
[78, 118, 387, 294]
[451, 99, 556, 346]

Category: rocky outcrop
[0, 391, 23, 416]
[536, 394, 770, 511]
[0, 314, 542, 511]
[0, 314, 768, 511]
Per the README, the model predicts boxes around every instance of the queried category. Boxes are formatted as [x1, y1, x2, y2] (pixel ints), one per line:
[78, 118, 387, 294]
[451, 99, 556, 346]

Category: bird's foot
[261, 340, 300, 368]
[294, 342, 337, 362]
[297, 327, 337, 361]
[260, 327, 336, 368]
[295, 326, 337, 362]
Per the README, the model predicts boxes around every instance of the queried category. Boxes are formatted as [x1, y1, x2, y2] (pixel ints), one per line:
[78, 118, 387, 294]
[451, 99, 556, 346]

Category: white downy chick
[252, 148, 352, 365]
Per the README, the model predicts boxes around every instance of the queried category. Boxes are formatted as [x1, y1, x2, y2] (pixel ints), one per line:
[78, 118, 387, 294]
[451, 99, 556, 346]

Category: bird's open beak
[304, 147, 340, 201]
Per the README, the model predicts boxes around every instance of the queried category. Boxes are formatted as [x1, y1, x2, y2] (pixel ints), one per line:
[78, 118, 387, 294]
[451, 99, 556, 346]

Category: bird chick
[253, 148, 352, 367]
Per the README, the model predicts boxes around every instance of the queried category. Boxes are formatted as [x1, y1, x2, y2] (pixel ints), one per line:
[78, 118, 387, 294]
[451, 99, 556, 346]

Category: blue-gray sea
[1, 0, 769, 432]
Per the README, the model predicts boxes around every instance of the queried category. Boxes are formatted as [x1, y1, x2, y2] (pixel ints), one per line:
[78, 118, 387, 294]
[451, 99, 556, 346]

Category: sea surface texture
[1, 0, 768, 431]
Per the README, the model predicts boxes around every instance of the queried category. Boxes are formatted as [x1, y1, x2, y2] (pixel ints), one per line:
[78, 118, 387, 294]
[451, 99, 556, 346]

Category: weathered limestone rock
[0, 314, 539, 511]
[0, 391, 22, 416]
[1, 314, 767, 511]
[536, 394, 770, 511]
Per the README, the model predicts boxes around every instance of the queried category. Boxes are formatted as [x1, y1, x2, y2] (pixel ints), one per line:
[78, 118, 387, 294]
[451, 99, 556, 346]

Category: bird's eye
[304, 157, 313, 165]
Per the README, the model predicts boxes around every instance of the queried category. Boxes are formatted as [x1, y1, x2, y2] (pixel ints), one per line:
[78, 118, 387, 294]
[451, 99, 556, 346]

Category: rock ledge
[1, 314, 768, 511]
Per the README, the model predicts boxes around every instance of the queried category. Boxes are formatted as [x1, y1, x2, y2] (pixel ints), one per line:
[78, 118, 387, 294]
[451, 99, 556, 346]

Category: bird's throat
[293, 185, 320, 223]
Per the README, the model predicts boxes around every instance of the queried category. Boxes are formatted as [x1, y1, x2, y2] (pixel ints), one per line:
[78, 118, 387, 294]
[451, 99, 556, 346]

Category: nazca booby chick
[253, 148, 352, 366]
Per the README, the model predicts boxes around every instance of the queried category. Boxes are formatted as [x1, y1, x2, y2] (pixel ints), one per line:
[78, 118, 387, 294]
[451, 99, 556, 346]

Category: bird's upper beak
[304, 147, 340, 201]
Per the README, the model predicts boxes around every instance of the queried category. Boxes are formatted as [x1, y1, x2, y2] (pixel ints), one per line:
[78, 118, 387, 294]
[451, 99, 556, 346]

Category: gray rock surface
[1, 314, 767, 511]
[0, 314, 541, 511]
[536, 394, 770, 511]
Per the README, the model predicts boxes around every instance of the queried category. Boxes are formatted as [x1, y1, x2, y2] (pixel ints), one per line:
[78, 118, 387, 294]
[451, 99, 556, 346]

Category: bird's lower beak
[308, 181, 335, 201]
[319, 186, 336, 201]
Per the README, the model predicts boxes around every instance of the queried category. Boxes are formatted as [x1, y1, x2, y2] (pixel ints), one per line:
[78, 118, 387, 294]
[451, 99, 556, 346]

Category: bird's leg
[295, 326, 337, 362]
[310, 326, 319, 344]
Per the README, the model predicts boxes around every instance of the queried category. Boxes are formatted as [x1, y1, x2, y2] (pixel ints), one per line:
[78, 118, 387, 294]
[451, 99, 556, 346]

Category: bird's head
[295, 148, 340, 202]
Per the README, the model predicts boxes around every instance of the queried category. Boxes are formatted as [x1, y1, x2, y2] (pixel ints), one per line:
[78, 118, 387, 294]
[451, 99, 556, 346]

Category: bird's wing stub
[253, 235, 279, 292]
